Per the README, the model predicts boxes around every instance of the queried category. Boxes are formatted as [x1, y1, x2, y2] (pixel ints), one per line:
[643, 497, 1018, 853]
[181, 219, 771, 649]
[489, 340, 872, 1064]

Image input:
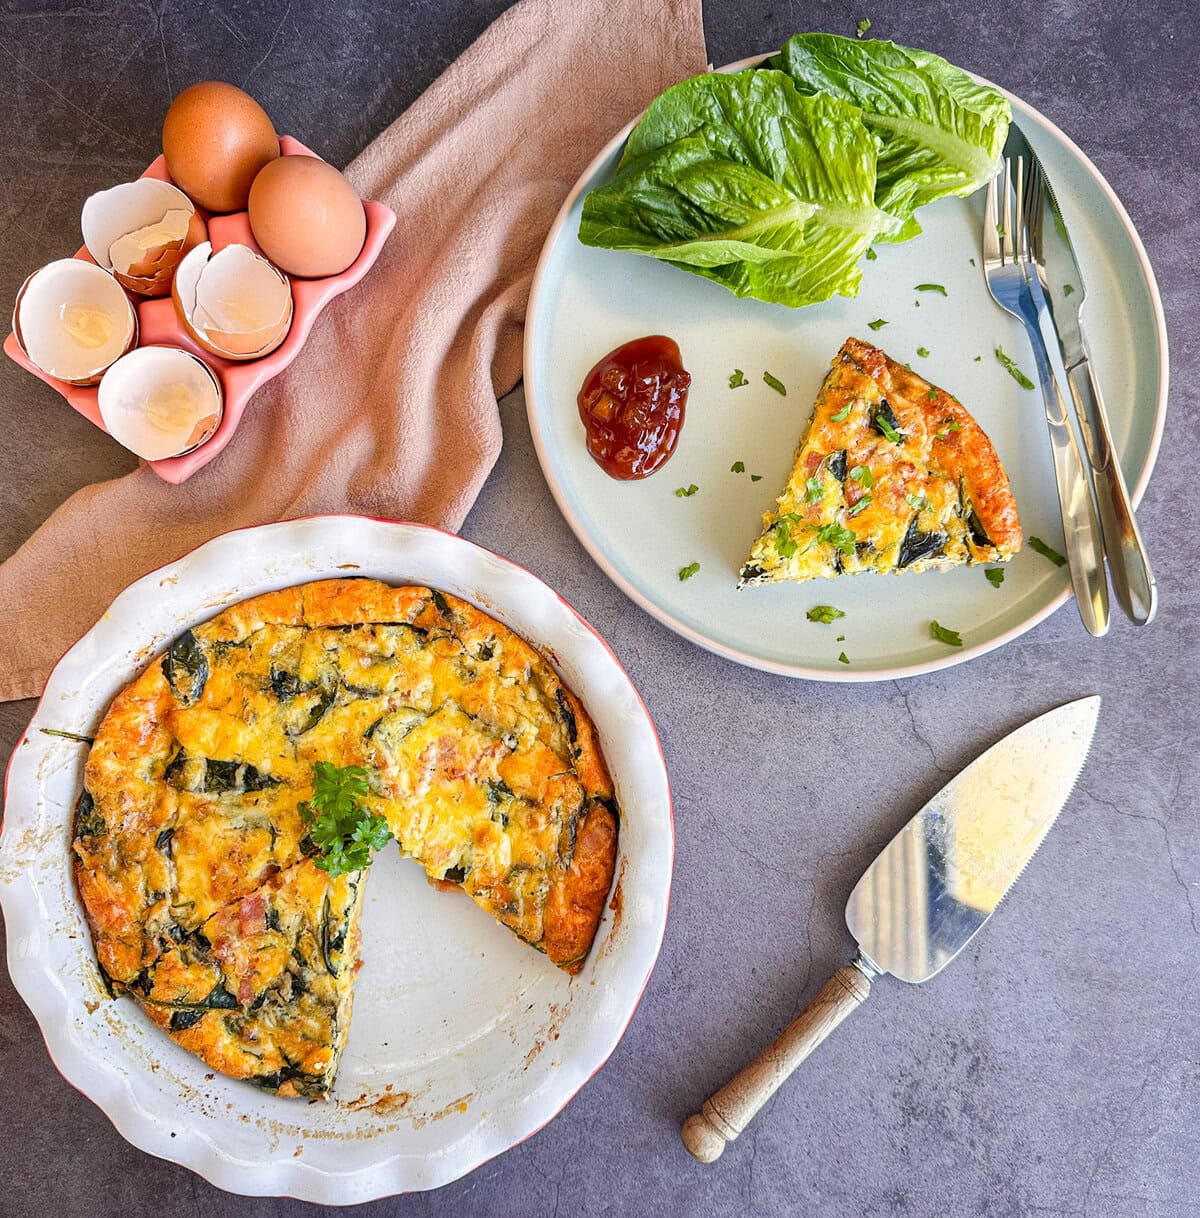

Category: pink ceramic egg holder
[3, 136, 396, 484]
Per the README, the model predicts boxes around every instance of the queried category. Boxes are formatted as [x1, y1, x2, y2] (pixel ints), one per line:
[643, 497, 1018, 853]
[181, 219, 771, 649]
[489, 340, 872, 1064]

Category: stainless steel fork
[983, 155, 1109, 637]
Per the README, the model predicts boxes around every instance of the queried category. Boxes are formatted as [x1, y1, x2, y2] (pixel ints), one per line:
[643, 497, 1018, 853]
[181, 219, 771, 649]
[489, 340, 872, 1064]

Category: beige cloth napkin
[0, 0, 707, 703]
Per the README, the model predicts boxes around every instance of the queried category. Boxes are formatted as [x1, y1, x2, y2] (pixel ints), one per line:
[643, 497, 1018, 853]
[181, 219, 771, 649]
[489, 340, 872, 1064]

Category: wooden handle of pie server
[681, 961, 872, 1163]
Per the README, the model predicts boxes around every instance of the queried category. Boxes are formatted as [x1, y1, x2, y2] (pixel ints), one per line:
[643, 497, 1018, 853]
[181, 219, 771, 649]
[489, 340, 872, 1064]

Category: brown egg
[162, 82, 279, 213]
[248, 154, 366, 279]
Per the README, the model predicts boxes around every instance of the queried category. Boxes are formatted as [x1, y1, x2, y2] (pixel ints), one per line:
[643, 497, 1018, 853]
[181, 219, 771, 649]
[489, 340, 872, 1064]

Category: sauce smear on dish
[577, 335, 690, 479]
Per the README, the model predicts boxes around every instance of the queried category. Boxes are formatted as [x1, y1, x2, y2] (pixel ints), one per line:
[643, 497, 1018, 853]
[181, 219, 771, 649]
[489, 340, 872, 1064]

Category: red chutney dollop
[577, 335, 691, 480]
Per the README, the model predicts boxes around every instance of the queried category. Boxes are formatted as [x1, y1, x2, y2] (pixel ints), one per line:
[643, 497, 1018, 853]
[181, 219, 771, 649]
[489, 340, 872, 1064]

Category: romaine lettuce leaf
[579, 70, 894, 307]
[771, 33, 1010, 240]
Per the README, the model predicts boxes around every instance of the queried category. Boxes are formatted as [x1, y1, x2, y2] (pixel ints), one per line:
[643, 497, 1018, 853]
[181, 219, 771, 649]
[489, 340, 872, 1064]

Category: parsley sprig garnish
[300, 762, 392, 878]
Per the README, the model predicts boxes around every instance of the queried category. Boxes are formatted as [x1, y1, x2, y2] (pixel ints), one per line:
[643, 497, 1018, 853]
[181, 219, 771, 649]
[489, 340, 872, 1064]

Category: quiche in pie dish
[740, 337, 1022, 585]
[73, 579, 619, 1097]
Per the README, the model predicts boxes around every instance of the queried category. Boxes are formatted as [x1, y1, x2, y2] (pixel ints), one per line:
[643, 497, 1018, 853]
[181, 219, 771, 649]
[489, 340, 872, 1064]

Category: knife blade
[681, 696, 1100, 1163]
[1007, 123, 1157, 625]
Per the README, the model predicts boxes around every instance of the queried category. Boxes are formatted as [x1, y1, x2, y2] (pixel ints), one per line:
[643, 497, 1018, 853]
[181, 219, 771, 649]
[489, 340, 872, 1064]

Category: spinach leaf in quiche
[163, 629, 209, 706]
[579, 70, 893, 307]
[771, 33, 1010, 241]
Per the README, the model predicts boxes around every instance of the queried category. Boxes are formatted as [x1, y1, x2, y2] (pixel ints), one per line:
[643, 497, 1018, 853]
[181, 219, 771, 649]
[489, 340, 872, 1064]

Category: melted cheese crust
[741, 337, 1022, 585]
[73, 580, 618, 1096]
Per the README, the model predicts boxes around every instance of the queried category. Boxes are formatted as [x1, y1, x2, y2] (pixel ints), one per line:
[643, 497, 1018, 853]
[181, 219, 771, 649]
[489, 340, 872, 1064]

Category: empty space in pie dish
[172, 241, 293, 359]
[13, 258, 138, 384]
[97, 345, 223, 460]
[81, 178, 205, 297]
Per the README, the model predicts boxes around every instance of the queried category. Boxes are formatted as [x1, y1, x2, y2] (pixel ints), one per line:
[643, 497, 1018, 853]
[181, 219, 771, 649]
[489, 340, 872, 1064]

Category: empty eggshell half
[172, 241, 293, 360]
[13, 258, 138, 385]
[81, 179, 206, 297]
[98, 345, 223, 460]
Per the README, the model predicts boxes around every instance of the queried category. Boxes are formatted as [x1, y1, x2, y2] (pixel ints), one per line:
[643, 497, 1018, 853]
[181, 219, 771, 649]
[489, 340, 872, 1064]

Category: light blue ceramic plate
[525, 62, 1167, 681]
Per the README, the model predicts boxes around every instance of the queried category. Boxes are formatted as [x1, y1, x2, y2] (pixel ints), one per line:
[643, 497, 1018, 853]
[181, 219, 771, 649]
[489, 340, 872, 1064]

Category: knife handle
[1065, 360, 1157, 625]
[681, 960, 872, 1164]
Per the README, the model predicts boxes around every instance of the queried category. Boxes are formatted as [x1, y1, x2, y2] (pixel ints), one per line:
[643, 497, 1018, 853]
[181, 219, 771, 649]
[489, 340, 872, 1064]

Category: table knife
[681, 696, 1100, 1163]
[1008, 124, 1157, 625]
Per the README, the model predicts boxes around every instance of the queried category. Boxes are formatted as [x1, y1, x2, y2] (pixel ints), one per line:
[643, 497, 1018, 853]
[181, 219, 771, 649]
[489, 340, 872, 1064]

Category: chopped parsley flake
[974, 355, 982, 362]
[1063, 284, 1075, 296]
[730, 460, 745, 473]
[856, 17, 871, 36]
[867, 318, 889, 330]
[729, 369, 749, 389]
[969, 257, 977, 267]
[831, 403, 852, 422]
[985, 567, 1006, 588]
[763, 371, 787, 396]
[917, 346, 930, 358]
[930, 620, 963, 647]
[805, 475, 823, 503]
[750, 474, 762, 481]
[873, 409, 901, 443]
[927, 388, 939, 400]
[915, 283, 948, 296]
[849, 464, 873, 488]
[836, 634, 845, 642]
[678, 562, 701, 581]
[811, 522, 856, 556]
[1028, 536, 1067, 567]
[847, 495, 872, 517]
[807, 605, 846, 625]
[838, 651, 850, 665]
[772, 518, 798, 559]
[906, 493, 929, 511]
[996, 345, 1035, 390]
[675, 484, 698, 498]
[865, 247, 878, 261]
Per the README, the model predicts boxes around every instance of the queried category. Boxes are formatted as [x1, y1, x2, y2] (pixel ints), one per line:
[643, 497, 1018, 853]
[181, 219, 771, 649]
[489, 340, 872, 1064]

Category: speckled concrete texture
[1, 2, 1196, 1215]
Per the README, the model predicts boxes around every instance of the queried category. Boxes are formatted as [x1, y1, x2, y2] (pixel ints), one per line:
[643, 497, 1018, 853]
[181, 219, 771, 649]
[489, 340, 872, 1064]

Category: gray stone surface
[0, 1, 1196, 1215]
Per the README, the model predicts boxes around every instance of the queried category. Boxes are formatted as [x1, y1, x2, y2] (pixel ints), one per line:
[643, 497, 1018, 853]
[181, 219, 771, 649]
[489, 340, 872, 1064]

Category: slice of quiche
[123, 857, 366, 1098]
[740, 337, 1022, 586]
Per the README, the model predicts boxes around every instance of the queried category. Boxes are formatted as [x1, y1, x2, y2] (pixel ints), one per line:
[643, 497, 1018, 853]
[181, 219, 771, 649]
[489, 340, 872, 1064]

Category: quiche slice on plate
[740, 337, 1022, 586]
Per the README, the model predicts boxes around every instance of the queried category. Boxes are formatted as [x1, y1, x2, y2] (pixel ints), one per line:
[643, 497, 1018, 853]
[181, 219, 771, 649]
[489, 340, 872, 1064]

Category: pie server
[682, 696, 1100, 1163]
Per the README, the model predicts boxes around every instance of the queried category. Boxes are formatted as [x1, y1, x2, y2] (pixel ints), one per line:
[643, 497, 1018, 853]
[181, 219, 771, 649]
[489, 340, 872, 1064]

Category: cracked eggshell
[98, 345, 223, 460]
[13, 259, 138, 385]
[171, 241, 293, 360]
[81, 179, 207, 297]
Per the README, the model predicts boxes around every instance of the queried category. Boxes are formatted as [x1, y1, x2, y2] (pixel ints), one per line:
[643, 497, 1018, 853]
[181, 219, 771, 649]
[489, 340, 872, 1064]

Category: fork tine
[1002, 157, 1014, 265]
[1014, 156, 1030, 265]
[1026, 155, 1044, 262]
[983, 168, 1001, 264]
